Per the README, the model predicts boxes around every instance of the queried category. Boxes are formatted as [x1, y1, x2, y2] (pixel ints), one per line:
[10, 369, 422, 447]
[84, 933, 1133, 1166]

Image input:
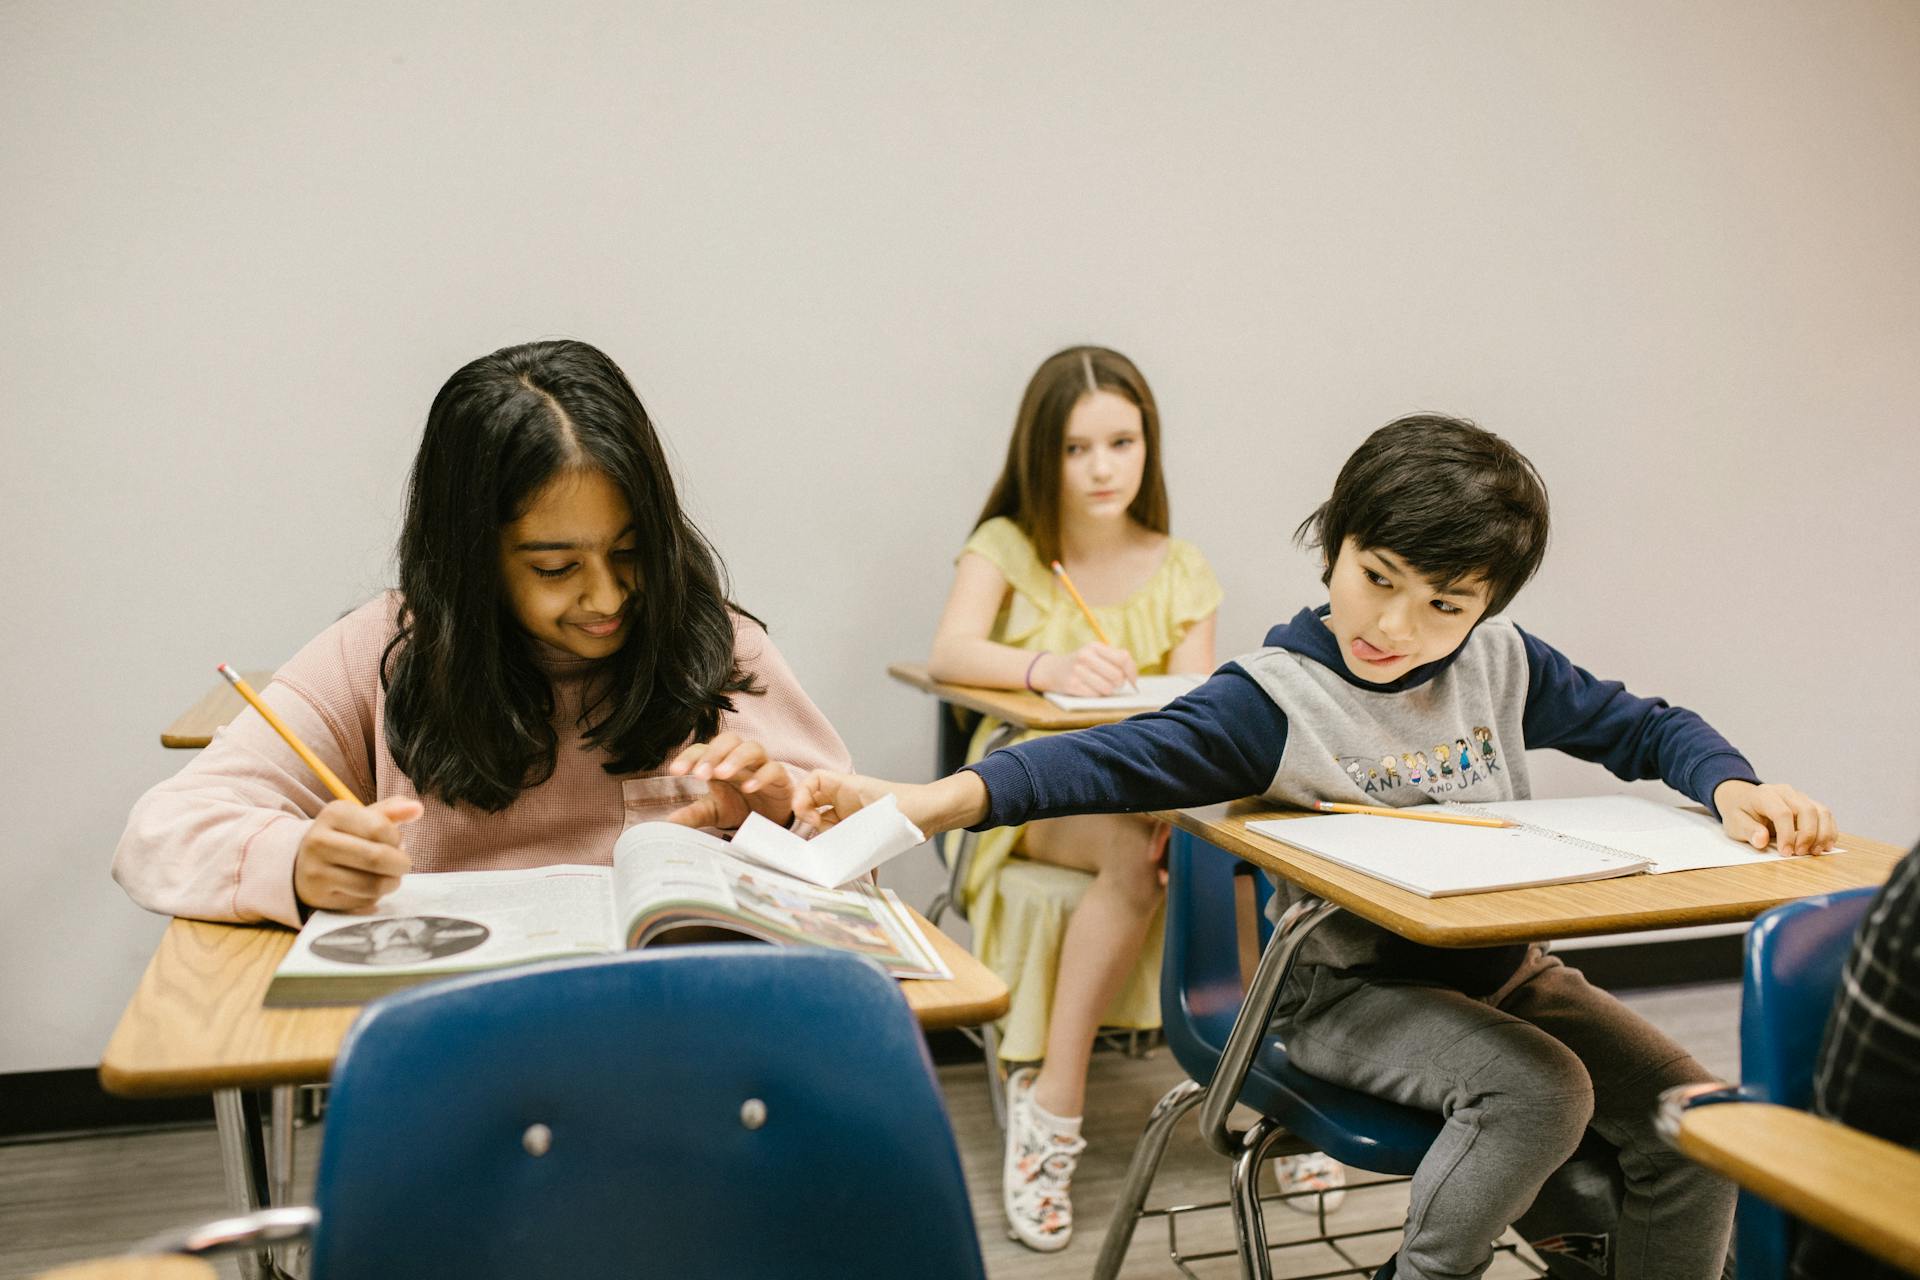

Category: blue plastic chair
[1094, 830, 1446, 1279]
[151, 947, 987, 1280]
[1730, 887, 1877, 1280]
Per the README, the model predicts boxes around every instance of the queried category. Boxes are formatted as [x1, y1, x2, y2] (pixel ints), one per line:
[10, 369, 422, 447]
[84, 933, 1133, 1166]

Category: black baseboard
[1, 934, 1740, 1143]
[0, 1069, 214, 1143]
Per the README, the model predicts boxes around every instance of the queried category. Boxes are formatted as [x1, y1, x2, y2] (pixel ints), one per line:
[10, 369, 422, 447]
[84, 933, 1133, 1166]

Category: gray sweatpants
[1280, 947, 1736, 1280]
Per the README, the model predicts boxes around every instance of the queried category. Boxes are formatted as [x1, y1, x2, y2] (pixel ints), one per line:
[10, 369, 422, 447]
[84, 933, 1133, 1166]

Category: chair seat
[1239, 1034, 1444, 1174]
[997, 856, 1098, 904]
[980, 858, 1166, 1062]
[1167, 977, 1442, 1175]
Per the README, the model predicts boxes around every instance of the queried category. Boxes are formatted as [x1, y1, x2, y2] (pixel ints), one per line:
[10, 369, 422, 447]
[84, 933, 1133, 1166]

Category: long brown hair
[973, 346, 1170, 566]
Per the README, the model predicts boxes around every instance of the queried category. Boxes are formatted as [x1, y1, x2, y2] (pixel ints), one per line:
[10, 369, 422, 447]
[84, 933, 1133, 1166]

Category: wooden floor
[0, 981, 1738, 1279]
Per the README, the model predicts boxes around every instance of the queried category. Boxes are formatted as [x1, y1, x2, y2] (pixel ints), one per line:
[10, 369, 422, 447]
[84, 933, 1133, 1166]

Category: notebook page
[1043, 673, 1204, 711]
[1247, 814, 1648, 898]
[1457, 796, 1793, 874]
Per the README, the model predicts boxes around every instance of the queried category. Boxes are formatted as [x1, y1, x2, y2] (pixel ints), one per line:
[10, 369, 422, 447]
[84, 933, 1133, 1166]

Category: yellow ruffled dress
[956, 516, 1224, 1063]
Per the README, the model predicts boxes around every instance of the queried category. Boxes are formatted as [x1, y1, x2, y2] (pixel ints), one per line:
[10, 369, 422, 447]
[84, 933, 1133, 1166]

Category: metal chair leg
[1091, 1078, 1206, 1280]
[1231, 1114, 1295, 1280]
[981, 1020, 1007, 1131]
[213, 1088, 280, 1280]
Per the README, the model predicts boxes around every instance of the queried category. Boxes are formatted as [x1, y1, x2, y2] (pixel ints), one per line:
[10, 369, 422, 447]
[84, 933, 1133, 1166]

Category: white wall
[4, 1, 1917, 1074]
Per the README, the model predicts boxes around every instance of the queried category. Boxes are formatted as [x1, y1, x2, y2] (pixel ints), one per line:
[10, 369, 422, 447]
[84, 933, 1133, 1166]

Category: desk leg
[213, 1088, 275, 1280]
[1197, 893, 1339, 1159]
[269, 1086, 309, 1278]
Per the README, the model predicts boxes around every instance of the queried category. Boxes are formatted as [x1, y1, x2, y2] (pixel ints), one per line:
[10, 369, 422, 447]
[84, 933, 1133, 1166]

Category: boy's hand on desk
[664, 732, 795, 829]
[1713, 780, 1837, 856]
[294, 797, 419, 913]
[796, 770, 989, 838]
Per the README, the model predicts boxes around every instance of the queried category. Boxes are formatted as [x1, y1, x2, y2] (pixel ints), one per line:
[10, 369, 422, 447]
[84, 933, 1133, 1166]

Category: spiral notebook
[1247, 796, 1786, 898]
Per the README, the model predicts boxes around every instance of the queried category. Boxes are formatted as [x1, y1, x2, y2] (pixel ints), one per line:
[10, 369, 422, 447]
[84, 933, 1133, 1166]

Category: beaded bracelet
[1024, 651, 1049, 693]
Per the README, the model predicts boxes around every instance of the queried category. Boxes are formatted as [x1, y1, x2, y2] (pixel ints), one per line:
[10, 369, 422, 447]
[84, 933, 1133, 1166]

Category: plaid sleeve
[1791, 841, 1920, 1280]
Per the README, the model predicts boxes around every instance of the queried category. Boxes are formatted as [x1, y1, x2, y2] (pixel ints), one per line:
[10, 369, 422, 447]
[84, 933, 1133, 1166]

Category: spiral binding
[1439, 803, 1650, 869]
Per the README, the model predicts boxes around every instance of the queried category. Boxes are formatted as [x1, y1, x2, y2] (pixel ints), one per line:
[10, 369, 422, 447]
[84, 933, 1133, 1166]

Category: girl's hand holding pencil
[1031, 643, 1140, 698]
[215, 664, 419, 913]
[1047, 561, 1140, 695]
[295, 799, 420, 913]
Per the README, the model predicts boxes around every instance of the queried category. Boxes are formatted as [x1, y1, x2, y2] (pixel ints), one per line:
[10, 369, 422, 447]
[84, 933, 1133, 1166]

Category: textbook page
[730, 793, 926, 887]
[268, 865, 618, 1003]
[612, 822, 951, 980]
[1247, 814, 1648, 898]
[1459, 796, 1794, 873]
[1043, 673, 1204, 711]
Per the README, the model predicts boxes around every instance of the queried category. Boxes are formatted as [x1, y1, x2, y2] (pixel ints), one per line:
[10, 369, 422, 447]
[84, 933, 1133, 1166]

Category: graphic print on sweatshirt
[1336, 724, 1502, 798]
[1237, 616, 1534, 814]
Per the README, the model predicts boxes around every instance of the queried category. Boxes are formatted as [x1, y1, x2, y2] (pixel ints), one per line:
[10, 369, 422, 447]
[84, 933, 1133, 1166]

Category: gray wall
[5, 1, 1917, 1074]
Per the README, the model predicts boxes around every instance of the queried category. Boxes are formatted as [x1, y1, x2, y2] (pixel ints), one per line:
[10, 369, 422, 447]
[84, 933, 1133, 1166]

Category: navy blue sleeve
[1518, 627, 1760, 815]
[963, 663, 1288, 830]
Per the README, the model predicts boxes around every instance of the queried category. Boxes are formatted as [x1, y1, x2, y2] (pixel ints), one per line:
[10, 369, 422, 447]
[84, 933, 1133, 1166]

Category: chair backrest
[310, 946, 985, 1280]
[1161, 828, 1272, 1085]
[1736, 886, 1877, 1280]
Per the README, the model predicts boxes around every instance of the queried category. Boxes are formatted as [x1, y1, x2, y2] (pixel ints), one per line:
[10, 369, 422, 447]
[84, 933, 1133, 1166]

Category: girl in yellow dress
[928, 345, 1221, 1250]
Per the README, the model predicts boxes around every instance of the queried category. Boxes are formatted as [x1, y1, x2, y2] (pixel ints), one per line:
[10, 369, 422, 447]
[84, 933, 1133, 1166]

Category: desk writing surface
[1165, 801, 1903, 947]
[886, 663, 1135, 732]
[34, 1260, 219, 1280]
[160, 669, 273, 749]
[100, 908, 1007, 1097]
[1674, 1103, 1920, 1275]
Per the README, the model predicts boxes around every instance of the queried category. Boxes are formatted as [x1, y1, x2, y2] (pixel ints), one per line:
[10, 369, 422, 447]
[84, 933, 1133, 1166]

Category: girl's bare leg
[1017, 812, 1163, 1117]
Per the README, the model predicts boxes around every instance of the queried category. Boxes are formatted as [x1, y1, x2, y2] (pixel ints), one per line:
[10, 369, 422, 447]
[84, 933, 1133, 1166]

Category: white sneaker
[1002, 1067, 1087, 1252]
[1277, 1152, 1349, 1213]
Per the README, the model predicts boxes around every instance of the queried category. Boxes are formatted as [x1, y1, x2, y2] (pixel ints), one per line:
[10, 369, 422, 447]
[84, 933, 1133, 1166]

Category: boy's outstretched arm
[1518, 628, 1836, 855]
[798, 665, 1289, 835]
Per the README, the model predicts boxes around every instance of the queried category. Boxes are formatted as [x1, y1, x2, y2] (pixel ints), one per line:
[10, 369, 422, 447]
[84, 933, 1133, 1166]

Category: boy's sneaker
[1002, 1066, 1087, 1252]
[1277, 1152, 1349, 1213]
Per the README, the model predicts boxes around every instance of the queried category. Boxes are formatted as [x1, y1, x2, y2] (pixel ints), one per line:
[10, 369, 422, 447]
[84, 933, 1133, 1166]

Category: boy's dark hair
[383, 338, 759, 812]
[974, 345, 1170, 567]
[1295, 414, 1550, 616]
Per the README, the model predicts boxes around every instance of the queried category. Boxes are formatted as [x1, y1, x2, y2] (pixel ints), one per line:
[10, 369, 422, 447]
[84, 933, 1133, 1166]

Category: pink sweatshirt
[115, 594, 852, 927]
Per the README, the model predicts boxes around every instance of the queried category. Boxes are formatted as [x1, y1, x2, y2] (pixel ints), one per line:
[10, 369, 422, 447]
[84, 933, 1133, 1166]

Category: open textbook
[1248, 795, 1803, 899]
[265, 816, 947, 1007]
[1043, 673, 1205, 712]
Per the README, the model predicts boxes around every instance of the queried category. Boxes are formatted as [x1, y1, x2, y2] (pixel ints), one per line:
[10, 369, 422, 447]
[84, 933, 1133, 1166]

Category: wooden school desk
[160, 671, 272, 749]
[1090, 801, 1907, 1280]
[887, 660, 1141, 776]
[100, 914, 1007, 1280]
[887, 660, 1148, 961]
[33, 1259, 218, 1280]
[1665, 1101, 1920, 1276]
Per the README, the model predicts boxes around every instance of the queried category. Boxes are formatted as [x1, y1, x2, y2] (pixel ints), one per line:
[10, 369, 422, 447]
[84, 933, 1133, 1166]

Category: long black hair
[382, 339, 758, 811]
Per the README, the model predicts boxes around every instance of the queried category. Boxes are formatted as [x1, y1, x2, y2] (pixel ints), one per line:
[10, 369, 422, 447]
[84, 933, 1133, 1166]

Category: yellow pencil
[1312, 801, 1512, 829]
[1049, 560, 1115, 646]
[217, 663, 362, 805]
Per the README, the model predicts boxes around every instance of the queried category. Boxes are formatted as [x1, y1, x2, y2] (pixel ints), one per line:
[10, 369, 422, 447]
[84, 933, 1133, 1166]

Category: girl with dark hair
[116, 339, 848, 924]
[925, 345, 1227, 1251]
